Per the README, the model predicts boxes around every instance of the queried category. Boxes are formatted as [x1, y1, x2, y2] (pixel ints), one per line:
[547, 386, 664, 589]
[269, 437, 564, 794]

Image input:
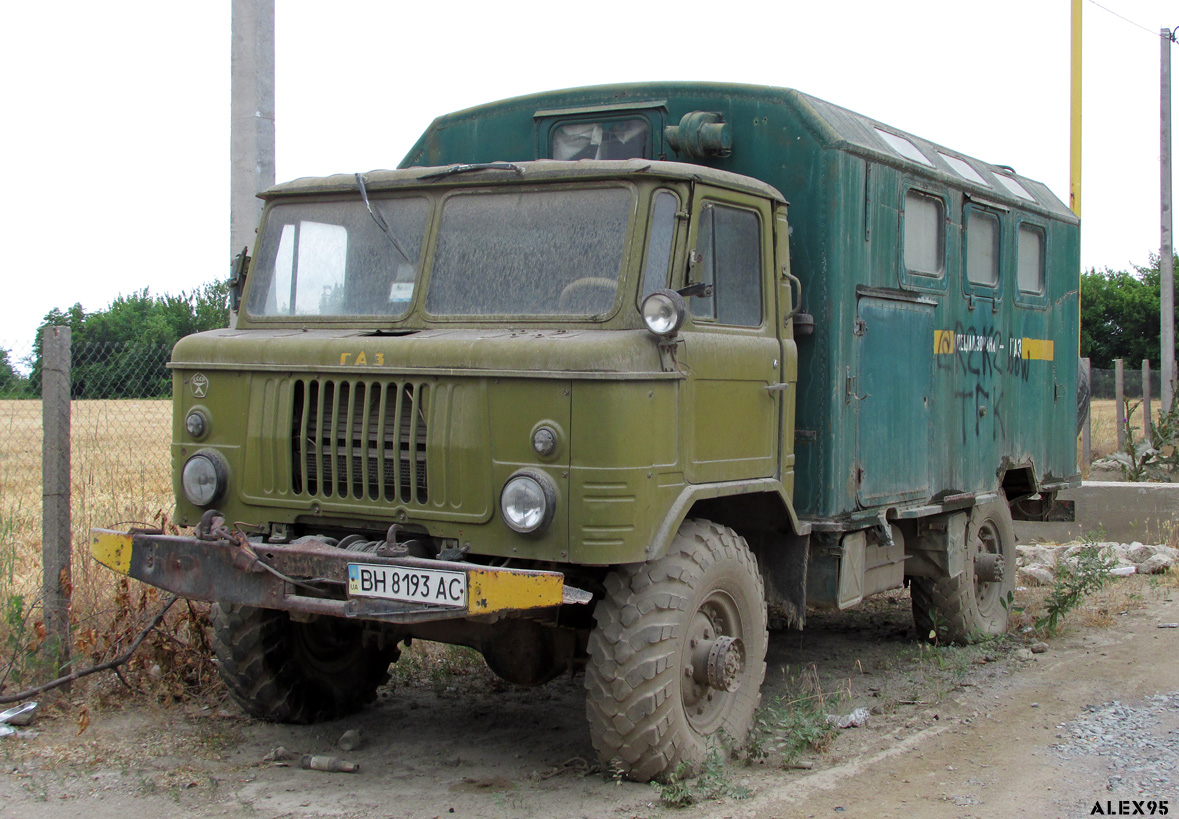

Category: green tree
[1081, 253, 1179, 369]
[0, 348, 26, 397]
[29, 280, 229, 398]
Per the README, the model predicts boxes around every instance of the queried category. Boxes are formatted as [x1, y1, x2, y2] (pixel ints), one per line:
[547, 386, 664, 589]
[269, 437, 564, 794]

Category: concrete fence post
[1143, 359, 1153, 437]
[41, 326, 71, 676]
[1081, 357, 1092, 466]
[1115, 359, 1125, 450]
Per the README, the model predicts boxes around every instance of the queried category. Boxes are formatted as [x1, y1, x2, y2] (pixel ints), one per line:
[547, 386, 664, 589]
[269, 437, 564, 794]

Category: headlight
[185, 410, 208, 439]
[500, 470, 556, 534]
[182, 450, 229, 507]
[641, 289, 687, 337]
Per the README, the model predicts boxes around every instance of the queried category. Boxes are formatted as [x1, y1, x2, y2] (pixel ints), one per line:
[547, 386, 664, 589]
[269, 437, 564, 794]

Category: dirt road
[1, 581, 1176, 819]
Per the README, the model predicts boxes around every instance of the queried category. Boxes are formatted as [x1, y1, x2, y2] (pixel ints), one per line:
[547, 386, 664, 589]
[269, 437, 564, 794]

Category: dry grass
[1084, 397, 1170, 463]
[0, 399, 172, 604]
[1085, 399, 1120, 463]
[0, 399, 207, 706]
[1084, 398, 1159, 461]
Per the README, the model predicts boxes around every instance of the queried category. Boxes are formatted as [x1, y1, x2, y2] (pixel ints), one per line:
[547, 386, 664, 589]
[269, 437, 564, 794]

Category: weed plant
[747, 664, 844, 765]
[748, 693, 840, 763]
[652, 745, 750, 808]
[1035, 544, 1116, 635]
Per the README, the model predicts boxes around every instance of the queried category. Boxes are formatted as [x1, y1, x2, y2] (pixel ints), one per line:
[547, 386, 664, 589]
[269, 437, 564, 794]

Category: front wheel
[585, 519, 768, 781]
[911, 495, 1015, 644]
[211, 604, 397, 723]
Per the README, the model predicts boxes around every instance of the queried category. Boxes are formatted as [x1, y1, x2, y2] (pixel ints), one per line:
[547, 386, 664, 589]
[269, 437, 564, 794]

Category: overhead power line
[1085, 0, 1168, 38]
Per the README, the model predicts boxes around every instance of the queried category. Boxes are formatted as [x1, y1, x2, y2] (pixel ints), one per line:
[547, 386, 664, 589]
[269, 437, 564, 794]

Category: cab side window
[640, 190, 680, 299]
[690, 203, 762, 327]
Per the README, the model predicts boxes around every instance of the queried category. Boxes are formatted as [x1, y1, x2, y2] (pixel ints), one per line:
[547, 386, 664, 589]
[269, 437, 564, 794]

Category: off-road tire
[211, 604, 396, 723]
[911, 496, 1015, 644]
[585, 519, 768, 782]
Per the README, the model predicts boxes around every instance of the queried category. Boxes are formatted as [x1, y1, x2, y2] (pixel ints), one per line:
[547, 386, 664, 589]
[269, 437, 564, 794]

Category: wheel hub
[690, 634, 745, 692]
[974, 551, 1005, 584]
[705, 636, 745, 692]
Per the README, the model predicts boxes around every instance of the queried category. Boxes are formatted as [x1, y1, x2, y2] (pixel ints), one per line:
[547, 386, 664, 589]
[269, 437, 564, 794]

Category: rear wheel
[211, 604, 396, 723]
[911, 496, 1015, 644]
[585, 519, 767, 781]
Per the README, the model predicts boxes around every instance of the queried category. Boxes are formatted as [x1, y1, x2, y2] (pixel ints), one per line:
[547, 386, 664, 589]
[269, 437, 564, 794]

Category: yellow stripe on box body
[933, 330, 955, 355]
[1022, 338, 1055, 360]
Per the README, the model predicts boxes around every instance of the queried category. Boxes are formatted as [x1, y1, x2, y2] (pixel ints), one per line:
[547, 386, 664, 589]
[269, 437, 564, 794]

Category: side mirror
[228, 247, 250, 313]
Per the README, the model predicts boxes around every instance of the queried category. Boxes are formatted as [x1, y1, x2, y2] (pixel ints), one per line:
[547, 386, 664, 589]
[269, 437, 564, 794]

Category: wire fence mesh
[1090, 366, 1168, 401]
[0, 339, 175, 610]
[0, 337, 219, 699]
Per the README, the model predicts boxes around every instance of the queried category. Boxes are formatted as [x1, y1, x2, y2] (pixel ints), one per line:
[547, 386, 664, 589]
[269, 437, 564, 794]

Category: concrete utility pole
[230, 0, 275, 263]
[1162, 28, 1175, 411]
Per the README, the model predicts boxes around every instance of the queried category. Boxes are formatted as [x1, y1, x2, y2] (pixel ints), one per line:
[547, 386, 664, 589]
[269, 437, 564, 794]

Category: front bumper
[91, 528, 590, 625]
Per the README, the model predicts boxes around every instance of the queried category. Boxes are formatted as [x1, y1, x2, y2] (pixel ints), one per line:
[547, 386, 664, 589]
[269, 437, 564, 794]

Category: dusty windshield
[425, 186, 633, 317]
[246, 197, 430, 318]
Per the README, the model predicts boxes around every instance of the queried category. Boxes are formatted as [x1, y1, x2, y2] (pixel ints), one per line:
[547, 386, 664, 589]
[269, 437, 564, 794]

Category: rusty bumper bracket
[90, 529, 586, 625]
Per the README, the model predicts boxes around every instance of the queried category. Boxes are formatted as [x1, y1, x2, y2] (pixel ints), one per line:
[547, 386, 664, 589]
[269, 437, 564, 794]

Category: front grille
[291, 379, 429, 503]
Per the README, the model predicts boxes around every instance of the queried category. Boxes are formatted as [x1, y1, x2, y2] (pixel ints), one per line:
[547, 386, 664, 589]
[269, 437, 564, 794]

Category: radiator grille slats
[291, 379, 429, 503]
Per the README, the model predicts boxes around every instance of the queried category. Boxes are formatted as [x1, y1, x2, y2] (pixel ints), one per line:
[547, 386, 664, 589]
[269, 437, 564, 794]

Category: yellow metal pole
[1071, 0, 1083, 359]
[1070, 0, 1082, 217]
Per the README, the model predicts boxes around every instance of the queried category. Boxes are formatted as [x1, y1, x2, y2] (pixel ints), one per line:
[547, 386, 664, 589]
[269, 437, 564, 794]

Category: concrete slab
[1015, 481, 1178, 545]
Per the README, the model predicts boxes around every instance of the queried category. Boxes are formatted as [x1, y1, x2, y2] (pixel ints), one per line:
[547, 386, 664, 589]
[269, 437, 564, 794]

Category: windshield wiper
[355, 172, 413, 265]
[421, 162, 525, 182]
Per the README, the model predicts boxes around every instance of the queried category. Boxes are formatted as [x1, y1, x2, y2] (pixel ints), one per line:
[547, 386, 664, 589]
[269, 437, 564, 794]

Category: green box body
[401, 83, 1081, 523]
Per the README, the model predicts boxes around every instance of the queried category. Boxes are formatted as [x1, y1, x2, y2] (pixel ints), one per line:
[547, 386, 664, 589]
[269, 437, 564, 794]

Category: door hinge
[853, 318, 867, 337]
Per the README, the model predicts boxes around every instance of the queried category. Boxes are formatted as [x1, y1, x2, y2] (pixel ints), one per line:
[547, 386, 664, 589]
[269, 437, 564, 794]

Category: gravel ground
[1053, 692, 1179, 804]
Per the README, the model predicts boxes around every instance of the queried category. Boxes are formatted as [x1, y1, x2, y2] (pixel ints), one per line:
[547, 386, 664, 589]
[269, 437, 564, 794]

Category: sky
[2, 0, 1176, 360]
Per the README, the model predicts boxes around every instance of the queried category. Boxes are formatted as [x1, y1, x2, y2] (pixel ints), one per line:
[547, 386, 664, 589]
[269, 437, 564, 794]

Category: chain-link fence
[1090, 366, 1167, 401]
[0, 338, 174, 615]
[0, 336, 218, 699]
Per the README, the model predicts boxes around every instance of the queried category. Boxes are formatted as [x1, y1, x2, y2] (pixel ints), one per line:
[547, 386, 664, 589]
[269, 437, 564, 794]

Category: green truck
[92, 83, 1080, 781]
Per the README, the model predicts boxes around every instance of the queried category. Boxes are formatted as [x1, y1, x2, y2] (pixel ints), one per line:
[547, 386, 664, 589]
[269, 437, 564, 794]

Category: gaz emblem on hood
[339, 352, 386, 366]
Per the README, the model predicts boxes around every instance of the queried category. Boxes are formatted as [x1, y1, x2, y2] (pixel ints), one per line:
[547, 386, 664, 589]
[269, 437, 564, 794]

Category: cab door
[679, 187, 780, 484]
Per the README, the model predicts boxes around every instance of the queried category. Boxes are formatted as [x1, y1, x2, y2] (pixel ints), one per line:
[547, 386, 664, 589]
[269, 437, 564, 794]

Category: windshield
[426, 187, 633, 316]
[246, 197, 430, 318]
